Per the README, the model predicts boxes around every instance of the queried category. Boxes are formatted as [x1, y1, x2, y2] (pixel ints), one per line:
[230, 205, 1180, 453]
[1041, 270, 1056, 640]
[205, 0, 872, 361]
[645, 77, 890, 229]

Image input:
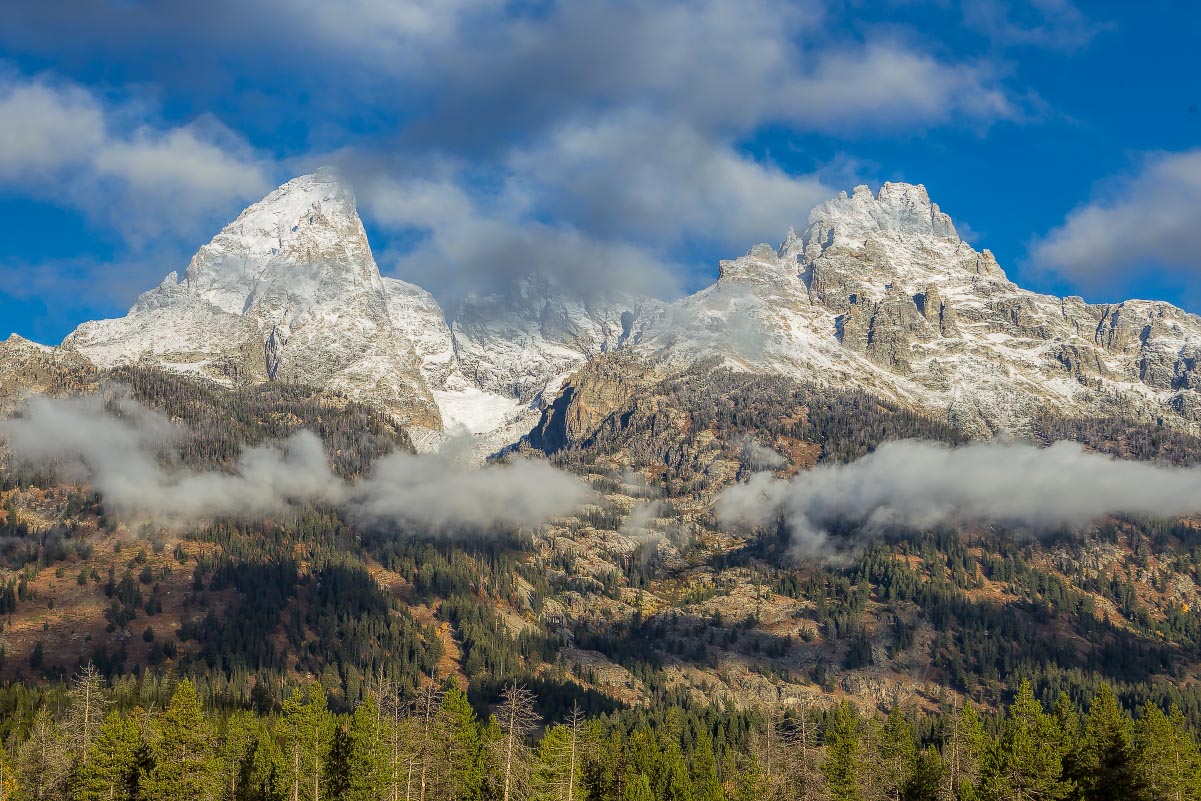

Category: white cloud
[1030, 150, 1201, 294]
[508, 112, 834, 249]
[780, 42, 1017, 131]
[717, 439, 1201, 556]
[1, 393, 589, 532]
[0, 72, 273, 242]
[962, 0, 1105, 50]
[0, 77, 104, 179]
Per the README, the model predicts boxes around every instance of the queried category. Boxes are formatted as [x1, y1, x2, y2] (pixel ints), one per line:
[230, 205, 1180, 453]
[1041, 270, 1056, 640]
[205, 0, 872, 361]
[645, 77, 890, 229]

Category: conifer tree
[908, 747, 947, 801]
[982, 680, 1071, 801]
[620, 772, 655, 801]
[142, 680, 221, 801]
[492, 683, 541, 801]
[441, 684, 487, 801]
[1132, 703, 1201, 801]
[659, 746, 694, 801]
[692, 729, 724, 801]
[216, 709, 266, 801]
[73, 710, 141, 801]
[878, 705, 917, 801]
[823, 701, 864, 801]
[942, 701, 987, 801]
[16, 708, 71, 801]
[345, 698, 389, 801]
[63, 664, 110, 765]
[1071, 684, 1134, 801]
[279, 683, 334, 801]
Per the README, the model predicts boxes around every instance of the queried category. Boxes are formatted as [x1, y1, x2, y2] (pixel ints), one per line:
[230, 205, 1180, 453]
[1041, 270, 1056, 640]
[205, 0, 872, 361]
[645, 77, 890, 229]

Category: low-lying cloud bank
[1, 394, 588, 531]
[716, 439, 1201, 556]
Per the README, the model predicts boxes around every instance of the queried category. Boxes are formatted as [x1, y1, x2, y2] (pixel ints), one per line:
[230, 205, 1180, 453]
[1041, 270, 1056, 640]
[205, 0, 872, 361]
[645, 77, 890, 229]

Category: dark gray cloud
[717, 439, 1201, 556]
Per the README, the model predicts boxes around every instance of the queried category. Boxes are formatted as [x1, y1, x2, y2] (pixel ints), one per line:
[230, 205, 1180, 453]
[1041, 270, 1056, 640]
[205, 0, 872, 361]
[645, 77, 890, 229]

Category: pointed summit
[63, 172, 441, 428]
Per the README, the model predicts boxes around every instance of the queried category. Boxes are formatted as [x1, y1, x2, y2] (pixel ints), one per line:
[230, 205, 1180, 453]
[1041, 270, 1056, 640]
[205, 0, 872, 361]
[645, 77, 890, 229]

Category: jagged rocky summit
[15, 171, 1198, 452]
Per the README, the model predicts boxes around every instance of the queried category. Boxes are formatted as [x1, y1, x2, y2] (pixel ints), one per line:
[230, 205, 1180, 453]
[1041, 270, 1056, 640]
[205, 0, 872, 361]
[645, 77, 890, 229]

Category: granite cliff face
[612, 182, 1201, 442]
[7, 174, 1197, 451]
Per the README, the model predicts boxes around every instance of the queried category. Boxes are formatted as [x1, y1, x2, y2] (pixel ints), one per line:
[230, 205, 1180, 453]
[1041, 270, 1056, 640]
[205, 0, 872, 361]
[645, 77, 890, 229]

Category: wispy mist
[716, 439, 1201, 556]
[1, 394, 587, 532]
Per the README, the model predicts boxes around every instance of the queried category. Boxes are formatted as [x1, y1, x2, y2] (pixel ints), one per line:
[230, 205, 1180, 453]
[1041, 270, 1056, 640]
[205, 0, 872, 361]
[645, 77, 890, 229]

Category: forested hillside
[3, 367, 1201, 799]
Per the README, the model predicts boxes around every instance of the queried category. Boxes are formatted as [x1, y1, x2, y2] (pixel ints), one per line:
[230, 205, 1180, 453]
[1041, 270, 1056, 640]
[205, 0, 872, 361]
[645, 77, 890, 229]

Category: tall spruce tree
[823, 701, 865, 801]
[345, 698, 388, 801]
[1132, 703, 1201, 801]
[73, 710, 141, 801]
[878, 705, 917, 801]
[142, 680, 220, 801]
[982, 680, 1071, 801]
[1070, 684, 1134, 801]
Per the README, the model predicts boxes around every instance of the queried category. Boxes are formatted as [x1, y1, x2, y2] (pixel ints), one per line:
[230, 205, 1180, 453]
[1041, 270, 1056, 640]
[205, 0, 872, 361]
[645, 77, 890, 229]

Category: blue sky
[1, 0, 1199, 343]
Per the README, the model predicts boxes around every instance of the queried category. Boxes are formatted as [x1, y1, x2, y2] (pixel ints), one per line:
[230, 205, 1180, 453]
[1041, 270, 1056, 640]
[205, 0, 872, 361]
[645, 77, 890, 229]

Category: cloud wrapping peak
[1, 394, 587, 532]
[716, 439, 1201, 556]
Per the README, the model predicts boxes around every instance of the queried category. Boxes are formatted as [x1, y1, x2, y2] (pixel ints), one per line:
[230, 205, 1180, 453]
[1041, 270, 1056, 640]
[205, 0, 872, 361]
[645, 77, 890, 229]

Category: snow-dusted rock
[64, 170, 441, 428]
[637, 182, 1201, 438]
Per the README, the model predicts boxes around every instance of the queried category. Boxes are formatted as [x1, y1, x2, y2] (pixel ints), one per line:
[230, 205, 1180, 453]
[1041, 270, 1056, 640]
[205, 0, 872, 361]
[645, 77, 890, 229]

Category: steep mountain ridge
[615, 182, 1201, 442]
[13, 173, 1199, 452]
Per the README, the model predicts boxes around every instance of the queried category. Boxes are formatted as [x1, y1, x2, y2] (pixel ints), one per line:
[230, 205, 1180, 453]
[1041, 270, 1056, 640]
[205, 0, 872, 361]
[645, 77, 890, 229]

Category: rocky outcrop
[526, 352, 651, 453]
[0, 335, 96, 414]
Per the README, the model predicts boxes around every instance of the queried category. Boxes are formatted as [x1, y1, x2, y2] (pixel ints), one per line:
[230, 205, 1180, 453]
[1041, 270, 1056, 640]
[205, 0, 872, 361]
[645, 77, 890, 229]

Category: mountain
[25, 173, 1201, 453]
[544, 182, 1201, 450]
[63, 170, 443, 429]
[54, 170, 662, 453]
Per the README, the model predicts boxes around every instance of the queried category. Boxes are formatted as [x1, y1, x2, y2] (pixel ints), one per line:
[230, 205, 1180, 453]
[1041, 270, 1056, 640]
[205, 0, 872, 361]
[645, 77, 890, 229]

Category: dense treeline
[2, 666, 1200, 801]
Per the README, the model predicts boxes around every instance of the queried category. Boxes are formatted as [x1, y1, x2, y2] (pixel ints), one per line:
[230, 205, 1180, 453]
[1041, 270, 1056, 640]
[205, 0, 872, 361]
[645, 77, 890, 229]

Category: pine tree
[73, 710, 141, 801]
[63, 664, 110, 766]
[659, 746, 694, 801]
[1071, 684, 1134, 801]
[278, 683, 334, 801]
[692, 729, 724, 801]
[142, 680, 221, 801]
[216, 709, 265, 801]
[620, 772, 655, 801]
[942, 701, 987, 801]
[783, 701, 824, 801]
[822, 701, 864, 801]
[877, 705, 916, 801]
[16, 707, 71, 801]
[491, 683, 541, 801]
[345, 698, 389, 801]
[981, 680, 1071, 801]
[441, 684, 486, 801]
[908, 747, 947, 801]
[1132, 703, 1201, 801]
